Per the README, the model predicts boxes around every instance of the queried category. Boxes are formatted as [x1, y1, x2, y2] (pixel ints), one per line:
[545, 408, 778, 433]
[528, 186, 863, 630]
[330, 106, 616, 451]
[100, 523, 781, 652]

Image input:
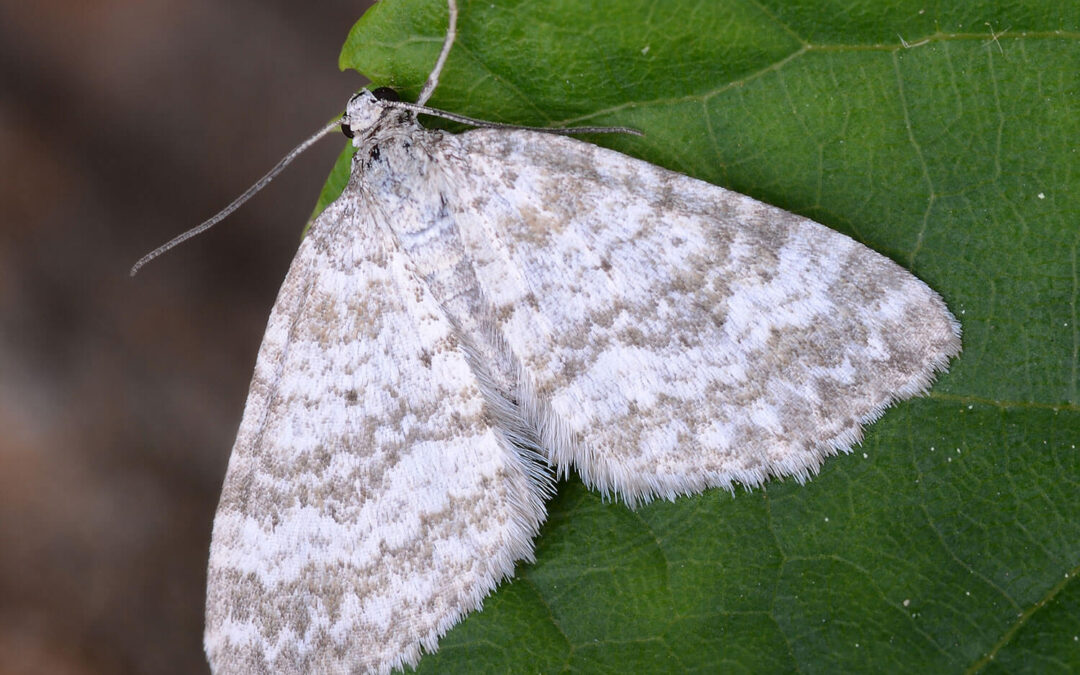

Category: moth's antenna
[386, 100, 644, 137]
[416, 0, 457, 106]
[130, 118, 342, 276]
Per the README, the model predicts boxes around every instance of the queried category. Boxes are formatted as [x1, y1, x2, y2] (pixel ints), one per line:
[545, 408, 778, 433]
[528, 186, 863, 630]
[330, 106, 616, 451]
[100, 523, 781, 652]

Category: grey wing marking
[447, 129, 961, 504]
[205, 197, 548, 673]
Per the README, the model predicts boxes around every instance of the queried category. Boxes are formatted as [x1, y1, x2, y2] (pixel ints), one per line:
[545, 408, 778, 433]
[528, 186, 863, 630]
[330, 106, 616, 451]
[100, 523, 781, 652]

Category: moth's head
[341, 87, 401, 142]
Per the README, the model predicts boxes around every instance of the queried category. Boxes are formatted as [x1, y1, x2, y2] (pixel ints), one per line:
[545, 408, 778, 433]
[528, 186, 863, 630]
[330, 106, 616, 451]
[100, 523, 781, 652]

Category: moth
[175, 1, 962, 672]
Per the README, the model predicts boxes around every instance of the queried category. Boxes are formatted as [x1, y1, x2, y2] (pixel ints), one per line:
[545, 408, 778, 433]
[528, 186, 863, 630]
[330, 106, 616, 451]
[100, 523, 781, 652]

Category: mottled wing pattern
[449, 130, 961, 504]
[205, 195, 547, 673]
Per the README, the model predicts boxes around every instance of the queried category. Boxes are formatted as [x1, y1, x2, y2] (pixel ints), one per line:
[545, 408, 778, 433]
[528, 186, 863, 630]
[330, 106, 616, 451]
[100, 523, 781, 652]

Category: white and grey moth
[198, 1, 961, 672]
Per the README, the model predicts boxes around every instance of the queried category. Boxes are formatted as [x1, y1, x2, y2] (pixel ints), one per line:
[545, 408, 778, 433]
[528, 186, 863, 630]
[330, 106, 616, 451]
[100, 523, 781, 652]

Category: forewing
[204, 197, 547, 673]
[449, 130, 961, 504]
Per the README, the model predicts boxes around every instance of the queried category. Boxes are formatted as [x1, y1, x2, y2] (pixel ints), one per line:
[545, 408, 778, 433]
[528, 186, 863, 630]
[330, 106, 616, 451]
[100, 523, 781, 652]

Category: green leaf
[328, 1, 1080, 671]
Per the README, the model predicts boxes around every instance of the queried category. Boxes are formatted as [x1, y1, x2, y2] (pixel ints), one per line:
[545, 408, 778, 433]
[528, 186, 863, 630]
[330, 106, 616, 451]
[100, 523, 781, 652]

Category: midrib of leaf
[557, 32, 1080, 127]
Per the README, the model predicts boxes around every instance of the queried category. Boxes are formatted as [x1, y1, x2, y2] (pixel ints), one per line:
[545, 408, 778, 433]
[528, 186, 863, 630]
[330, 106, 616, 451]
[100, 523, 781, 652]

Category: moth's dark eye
[340, 122, 355, 139]
[372, 87, 400, 102]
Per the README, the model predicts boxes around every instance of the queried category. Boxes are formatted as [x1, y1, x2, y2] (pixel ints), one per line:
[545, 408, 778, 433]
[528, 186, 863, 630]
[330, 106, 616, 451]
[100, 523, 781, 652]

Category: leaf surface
[320, 1, 1080, 671]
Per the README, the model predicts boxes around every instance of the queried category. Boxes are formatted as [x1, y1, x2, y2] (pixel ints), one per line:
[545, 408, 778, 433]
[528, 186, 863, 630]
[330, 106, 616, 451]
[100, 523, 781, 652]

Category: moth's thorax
[342, 96, 477, 308]
[351, 130, 452, 242]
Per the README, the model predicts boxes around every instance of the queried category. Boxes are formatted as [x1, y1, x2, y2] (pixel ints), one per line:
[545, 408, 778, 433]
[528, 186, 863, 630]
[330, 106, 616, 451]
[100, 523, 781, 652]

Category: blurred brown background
[0, 0, 375, 672]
